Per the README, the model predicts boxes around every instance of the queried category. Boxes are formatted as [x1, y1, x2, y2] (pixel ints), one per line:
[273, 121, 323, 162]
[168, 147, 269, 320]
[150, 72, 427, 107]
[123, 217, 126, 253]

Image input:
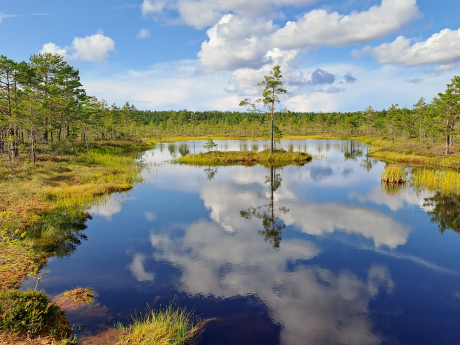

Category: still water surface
[23, 140, 460, 344]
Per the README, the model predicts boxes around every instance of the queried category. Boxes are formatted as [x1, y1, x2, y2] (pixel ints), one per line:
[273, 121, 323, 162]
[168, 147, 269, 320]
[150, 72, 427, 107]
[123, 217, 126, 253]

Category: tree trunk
[270, 97, 275, 153]
[446, 119, 450, 155]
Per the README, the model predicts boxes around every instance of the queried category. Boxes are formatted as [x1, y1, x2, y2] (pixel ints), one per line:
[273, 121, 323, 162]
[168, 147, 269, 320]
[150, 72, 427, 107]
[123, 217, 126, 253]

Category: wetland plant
[116, 303, 210, 345]
[411, 168, 460, 195]
[381, 165, 407, 183]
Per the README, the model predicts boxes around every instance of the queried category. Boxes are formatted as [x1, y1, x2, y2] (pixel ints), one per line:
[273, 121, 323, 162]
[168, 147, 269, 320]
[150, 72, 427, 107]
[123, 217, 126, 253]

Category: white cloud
[197, 0, 421, 73]
[40, 31, 115, 63]
[141, 0, 317, 29]
[198, 14, 277, 71]
[271, 0, 421, 50]
[137, 28, 151, 38]
[72, 31, 115, 62]
[40, 42, 68, 57]
[361, 28, 460, 68]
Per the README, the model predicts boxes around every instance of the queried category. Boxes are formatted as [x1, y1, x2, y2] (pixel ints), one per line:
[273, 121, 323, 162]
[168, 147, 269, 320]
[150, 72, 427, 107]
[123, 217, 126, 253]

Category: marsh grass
[176, 149, 312, 166]
[55, 288, 94, 306]
[116, 303, 211, 345]
[381, 165, 407, 183]
[411, 168, 460, 195]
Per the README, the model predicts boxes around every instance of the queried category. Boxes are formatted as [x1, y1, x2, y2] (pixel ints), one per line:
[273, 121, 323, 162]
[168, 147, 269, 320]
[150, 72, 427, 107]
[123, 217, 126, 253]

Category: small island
[176, 149, 312, 166]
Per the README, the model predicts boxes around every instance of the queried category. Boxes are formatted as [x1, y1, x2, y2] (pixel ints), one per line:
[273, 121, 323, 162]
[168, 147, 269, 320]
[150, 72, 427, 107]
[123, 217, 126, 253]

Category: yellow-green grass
[54, 288, 94, 306]
[411, 168, 460, 195]
[0, 139, 154, 290]
[176, 149, 312, 166]
[116, 304, 210, 345]
[381, 164, 408, 183]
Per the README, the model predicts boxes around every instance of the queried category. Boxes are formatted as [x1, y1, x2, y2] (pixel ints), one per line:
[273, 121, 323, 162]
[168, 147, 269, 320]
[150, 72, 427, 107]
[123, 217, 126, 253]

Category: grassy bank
[0, 139, 154, 290]
[0, 139, 155, 344]
[176, 149, 312, 166]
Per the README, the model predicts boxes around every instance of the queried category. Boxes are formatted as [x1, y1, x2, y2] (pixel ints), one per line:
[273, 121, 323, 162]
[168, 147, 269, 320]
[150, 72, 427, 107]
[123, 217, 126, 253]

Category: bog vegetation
[2, 53, 460, 169]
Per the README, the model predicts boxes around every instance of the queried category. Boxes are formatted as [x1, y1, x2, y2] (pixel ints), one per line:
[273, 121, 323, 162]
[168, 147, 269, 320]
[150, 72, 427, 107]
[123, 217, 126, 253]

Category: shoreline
[157, 135, 460, 170]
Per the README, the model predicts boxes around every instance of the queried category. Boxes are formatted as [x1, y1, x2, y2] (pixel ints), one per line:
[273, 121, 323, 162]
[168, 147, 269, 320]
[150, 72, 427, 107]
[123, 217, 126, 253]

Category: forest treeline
[2, 52, 460, 170]
[0, 53, 145, 168]
[141, 76, 460, 155]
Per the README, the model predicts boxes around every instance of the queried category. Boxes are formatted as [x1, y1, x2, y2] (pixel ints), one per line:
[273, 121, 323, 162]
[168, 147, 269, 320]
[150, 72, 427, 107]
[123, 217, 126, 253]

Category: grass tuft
[54, 288, 94, 306]
[381, 165, 407, 183]
[116, 303, 211, 345]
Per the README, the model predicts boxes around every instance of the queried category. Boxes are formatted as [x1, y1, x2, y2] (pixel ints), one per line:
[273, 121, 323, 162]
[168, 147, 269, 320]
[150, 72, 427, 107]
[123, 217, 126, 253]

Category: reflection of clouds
[129, 253, 155, 282]
[149, 220, 393, 345]
[282, 201, 411, 248]
[199, 179, 411, 248]
[88, 195, 122, 221]
[144, 212, 157, 221]
[349, 186, 435, 212]
[309, 166, 333, 181]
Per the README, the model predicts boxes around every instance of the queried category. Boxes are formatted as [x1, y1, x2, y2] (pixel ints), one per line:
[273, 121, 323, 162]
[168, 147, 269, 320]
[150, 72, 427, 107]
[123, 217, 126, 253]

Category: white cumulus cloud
[361, 28, 460, 68]
[271, 0, 421, 50]
[40, 31, 115, 63]
[197, 0, 421, 74]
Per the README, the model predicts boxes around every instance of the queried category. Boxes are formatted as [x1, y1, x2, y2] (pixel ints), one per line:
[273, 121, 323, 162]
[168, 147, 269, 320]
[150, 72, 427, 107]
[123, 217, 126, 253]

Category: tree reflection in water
[240, 166, 289, 248]
[424, 192, 460, 233]
[204, 166, 218, 181]
[28, 210, 91, 257]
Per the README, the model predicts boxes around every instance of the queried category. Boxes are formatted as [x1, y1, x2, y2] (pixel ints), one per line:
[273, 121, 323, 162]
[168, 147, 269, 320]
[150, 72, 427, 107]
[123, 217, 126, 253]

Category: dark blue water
[22, 140, 460, 345]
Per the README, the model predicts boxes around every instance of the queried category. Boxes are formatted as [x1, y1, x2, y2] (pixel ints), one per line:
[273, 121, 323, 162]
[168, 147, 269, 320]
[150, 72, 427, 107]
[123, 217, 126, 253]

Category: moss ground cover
[176, 149, 312, 166]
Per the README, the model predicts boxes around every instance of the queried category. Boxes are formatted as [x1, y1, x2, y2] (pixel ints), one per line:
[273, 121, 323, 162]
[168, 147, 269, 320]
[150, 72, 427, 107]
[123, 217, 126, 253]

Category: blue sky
[2, 0, 460, 112]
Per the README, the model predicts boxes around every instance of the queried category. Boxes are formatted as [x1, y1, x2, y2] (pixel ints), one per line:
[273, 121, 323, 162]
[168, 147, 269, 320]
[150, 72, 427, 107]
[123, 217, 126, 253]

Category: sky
[1, 0, 460, 112]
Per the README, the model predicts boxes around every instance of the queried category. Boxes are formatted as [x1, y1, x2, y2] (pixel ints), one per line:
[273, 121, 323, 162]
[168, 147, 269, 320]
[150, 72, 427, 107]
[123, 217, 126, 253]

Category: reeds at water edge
[381, 164, 407, 183]
[410, 168, 460, 196]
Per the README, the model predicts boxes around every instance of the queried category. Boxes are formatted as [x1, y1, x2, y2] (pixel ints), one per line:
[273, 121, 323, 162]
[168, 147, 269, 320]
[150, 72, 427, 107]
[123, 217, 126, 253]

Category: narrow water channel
[22, 140, 460, 345]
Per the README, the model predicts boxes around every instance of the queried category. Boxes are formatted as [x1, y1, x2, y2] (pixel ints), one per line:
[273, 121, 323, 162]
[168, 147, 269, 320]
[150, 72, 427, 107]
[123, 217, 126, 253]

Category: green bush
[0, 289, 71, 337]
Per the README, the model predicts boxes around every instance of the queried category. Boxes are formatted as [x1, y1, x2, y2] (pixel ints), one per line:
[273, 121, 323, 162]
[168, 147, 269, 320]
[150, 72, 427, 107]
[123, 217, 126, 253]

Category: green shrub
[0, 289, 71, 337]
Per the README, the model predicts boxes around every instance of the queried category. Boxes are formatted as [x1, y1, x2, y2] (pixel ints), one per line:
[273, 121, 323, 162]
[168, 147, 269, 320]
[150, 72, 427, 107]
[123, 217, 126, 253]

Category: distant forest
[1, 53, 459, 166]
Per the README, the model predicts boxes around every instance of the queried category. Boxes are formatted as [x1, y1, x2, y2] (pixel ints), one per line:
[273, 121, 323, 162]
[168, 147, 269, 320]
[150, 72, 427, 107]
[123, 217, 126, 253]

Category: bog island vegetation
[1, 53, 460, 344]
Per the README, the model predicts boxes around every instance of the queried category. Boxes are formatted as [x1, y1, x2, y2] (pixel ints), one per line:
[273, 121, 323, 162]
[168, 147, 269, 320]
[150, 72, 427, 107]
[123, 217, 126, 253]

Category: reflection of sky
[25, 140, 460, 345]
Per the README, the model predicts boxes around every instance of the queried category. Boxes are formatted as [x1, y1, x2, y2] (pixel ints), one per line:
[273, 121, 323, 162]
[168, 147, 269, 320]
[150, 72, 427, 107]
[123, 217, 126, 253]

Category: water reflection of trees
[178, 144, 190, 157]
[360, 151, 379, 172]
[240, 166, 289, 248]
[204, 166, 218, 181]
[424, 192, 460, 233]
[342, 141, 364, 161]
[28, 210, 91, 257]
